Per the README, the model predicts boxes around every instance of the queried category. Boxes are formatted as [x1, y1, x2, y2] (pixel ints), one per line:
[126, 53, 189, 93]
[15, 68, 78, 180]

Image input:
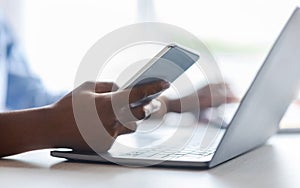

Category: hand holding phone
[121, 44, 199, 108]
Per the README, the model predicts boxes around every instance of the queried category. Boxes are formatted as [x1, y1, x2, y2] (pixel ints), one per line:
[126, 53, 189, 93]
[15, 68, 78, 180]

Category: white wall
[23, 0, 138, 92]
[2, 0, 300, 94]
[0, 0, 24, 42]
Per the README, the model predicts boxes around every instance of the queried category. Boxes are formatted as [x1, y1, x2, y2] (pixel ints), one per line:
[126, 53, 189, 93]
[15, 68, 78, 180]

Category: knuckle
[132, 107, 146, 120]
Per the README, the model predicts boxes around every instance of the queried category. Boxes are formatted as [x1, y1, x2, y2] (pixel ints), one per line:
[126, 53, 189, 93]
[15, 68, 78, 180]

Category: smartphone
[121, 44, 200, 108]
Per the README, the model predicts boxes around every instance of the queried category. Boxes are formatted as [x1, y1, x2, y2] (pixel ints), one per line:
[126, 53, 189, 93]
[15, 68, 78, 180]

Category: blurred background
[1, 0, 300, 129]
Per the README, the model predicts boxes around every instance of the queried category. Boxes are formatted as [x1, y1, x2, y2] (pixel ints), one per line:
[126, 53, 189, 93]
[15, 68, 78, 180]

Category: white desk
[1, 134, 300, 188]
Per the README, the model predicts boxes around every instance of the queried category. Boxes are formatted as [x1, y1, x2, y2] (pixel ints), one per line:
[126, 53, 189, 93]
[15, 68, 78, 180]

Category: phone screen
[126, 45, 199, 107]
[126, 45, 199, 88]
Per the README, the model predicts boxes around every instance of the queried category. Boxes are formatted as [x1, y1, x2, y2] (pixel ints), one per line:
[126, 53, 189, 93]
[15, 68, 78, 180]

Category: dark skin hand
[0, 80, 170, 157]
[155, 83, 238, 116]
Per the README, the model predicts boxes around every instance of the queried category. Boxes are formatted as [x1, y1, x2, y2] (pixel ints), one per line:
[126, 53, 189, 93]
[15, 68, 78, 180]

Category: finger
[116, 99, 162, 123]
[129, 80, 170, 103]
[115, 80, 170, 107]
[294, 100, 300, 106]
[143, 99, 162, 115]
[80, 81, 119, 93]
[209, 83, 240, 106]
[116, 122, 138, 136]
[226, 96, 240, 103]
[222, 83, 239, 103]
[116, 105, 149, 123]
[95, 82, 119, 93]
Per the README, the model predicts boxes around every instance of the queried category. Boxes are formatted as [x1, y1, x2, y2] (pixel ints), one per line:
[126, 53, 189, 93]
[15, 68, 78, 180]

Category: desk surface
[1, 134, 300, 188]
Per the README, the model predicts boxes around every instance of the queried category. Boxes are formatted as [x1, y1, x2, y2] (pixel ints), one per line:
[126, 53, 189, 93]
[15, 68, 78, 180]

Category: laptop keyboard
[117, 146, 216, 160]
[113, 123, 225, 161]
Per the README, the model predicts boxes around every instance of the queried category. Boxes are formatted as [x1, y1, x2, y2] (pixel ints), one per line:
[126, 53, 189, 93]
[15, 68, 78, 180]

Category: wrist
[46, 103, 74, 148]
[36, 105, 61, 148]
[48, 102, 91, 151]
[17, 106, 59, 150]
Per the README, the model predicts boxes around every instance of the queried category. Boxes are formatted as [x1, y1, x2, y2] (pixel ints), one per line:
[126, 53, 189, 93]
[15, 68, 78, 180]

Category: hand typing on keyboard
[152, 83, 238, 120]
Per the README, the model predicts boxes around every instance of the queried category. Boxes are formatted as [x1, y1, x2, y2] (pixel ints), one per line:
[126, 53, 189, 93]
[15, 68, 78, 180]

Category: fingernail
[150, 99, 161, 113]
[143, 99, 162, 117]
[143, 105, 151, 117]
[161, 81, 170, 89]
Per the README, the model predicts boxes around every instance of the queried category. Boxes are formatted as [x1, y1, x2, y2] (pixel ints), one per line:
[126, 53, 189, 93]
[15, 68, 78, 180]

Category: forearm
[0, 106, 58, 157]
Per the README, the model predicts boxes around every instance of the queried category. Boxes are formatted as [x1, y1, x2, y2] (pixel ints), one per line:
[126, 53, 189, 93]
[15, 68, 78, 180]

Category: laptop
[51, 7, 300, 168]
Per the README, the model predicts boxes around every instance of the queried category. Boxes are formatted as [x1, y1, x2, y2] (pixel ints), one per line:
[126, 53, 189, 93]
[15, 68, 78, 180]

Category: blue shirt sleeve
[0, 17, 65, 110]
